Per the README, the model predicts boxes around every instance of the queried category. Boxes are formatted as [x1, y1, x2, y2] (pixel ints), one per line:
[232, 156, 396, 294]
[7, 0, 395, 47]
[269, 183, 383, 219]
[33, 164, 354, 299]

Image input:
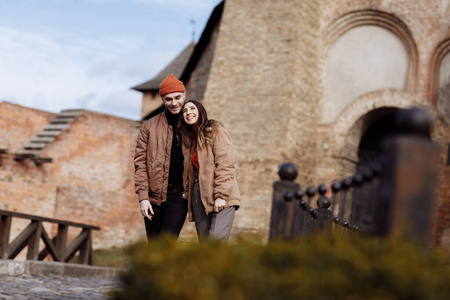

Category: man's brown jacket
[134, 112, 187, 204]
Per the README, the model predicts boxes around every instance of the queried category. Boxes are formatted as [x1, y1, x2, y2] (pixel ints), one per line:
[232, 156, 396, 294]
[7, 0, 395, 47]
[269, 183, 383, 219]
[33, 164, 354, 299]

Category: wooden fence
[0, 210, 100, 265]
[270, 107, 441, 247]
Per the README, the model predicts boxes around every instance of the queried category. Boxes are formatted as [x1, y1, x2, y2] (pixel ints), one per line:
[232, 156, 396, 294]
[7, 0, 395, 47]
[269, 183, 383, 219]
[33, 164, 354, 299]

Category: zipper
[160, 123, 170, 200]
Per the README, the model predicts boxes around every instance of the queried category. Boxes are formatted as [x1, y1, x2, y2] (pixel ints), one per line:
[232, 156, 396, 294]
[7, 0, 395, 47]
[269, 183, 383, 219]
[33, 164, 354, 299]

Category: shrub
[92, 247, 129, 268]
[110, 234, 450, 300]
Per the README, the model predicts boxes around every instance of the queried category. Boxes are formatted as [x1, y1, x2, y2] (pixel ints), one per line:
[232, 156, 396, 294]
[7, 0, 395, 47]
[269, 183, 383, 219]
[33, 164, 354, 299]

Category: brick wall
[0, 102, 145, 250]
[433, 119, 450, 249]
[1, 0, 449, 250]
[203, 0, 450, 247]
[0, 102, 54, 152]
[204, 0, 322, 238]
[46, 111, 143, 248]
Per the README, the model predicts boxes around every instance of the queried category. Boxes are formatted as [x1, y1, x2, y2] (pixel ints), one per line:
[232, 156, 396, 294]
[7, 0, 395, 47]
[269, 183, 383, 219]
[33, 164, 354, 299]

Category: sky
[0, 0, 222, 120]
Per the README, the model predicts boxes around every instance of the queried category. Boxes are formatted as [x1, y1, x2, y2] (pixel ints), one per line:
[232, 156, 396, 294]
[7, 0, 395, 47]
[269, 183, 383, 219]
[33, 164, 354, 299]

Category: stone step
[30, 136, 55, 143]
[62, 109, 84, 112]
[58, 110, 84, 117]
[34, 157, 53, 164]
[24, 143, 46, 150]
[15, 150, 43, 157]
[50, 117, 74, 124]
[37, 131, 61, 137]
[43, 124, 71, 131]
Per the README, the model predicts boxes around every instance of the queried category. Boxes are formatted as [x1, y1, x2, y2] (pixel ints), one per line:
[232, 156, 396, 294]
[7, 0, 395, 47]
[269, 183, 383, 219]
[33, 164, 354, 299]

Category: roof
[180, 1, 224, 84]
[131, 42, 196, 92]
[141, 1, 225, 120]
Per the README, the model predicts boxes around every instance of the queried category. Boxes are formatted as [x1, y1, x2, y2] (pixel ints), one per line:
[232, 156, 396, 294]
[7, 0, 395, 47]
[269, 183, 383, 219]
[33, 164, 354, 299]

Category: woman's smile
[183, 102, 199, 125]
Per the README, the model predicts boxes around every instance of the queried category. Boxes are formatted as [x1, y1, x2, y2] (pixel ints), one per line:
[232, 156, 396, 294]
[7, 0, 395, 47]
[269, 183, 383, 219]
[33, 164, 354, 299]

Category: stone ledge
[0, 259, 124, 278]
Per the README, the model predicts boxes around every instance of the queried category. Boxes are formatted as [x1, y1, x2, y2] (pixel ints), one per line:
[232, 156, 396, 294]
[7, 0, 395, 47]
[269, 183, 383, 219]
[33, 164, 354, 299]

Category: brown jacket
[183, 124, 241, 222]
[134, 112, 187, 204]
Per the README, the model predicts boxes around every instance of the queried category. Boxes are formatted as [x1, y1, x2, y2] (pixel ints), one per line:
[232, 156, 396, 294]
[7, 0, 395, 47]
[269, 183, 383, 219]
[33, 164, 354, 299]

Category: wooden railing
[0, 210, 100, 265]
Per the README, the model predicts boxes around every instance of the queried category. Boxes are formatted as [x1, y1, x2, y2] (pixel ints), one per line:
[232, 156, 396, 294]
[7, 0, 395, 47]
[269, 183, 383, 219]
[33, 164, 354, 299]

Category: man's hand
[140, 200, 154, 220]
[214, 198, 226, 213]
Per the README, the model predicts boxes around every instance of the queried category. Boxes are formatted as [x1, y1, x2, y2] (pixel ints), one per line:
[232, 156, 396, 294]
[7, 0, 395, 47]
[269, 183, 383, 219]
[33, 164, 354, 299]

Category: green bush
[92, 247, 129, 268]
[110, 234, 450, 300]
[67, 247, 129, 267]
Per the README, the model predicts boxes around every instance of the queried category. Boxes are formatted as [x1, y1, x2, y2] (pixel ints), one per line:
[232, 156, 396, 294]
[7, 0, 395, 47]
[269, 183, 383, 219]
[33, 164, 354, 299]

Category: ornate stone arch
[323, 9, 419, 89]
[332, 89, 434, 174]
[428, 38, 450, 105]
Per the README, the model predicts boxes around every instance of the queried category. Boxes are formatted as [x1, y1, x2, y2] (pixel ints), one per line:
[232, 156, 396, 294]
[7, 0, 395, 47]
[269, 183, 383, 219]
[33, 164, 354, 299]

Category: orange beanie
[159, 74, 185, 96]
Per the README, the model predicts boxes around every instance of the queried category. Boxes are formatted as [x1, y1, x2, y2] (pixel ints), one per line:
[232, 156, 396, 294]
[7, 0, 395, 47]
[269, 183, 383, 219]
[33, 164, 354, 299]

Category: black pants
[144, 189, 188, 239]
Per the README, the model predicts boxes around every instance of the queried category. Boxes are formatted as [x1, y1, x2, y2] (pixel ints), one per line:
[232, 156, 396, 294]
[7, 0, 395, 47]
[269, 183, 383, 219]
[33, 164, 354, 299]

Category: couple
[134, 74, 240, 242]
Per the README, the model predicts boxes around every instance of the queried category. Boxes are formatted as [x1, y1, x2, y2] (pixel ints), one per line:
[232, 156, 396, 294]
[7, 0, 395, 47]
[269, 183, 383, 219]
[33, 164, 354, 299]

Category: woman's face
[183, 102, 199, 125]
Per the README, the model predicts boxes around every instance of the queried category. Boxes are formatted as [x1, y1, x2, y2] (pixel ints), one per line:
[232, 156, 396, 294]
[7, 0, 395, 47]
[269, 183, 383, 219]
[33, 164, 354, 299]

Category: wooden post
[55, 224, 68, 262]
[0, 215, 12, 259]
[27, 221, 43, 260]
[316, 196, 333, 233]
[270, 163, 300, 240]
[78, 229, 92, 265]
[379, 107, 440, 246]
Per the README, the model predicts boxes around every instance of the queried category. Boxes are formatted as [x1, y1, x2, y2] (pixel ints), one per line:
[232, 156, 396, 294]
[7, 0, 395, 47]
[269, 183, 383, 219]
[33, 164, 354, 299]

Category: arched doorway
[357, 107, 400, 170]
[347, 107, 400, 233]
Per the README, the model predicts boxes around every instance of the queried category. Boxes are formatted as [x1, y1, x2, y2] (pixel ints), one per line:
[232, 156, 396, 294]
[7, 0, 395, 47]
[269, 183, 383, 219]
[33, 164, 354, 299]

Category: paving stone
[0, 274, 117, 299]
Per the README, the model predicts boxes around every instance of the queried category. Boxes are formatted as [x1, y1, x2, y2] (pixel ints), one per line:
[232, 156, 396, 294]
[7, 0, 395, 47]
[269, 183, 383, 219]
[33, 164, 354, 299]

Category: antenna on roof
[190, 19, 196, 42]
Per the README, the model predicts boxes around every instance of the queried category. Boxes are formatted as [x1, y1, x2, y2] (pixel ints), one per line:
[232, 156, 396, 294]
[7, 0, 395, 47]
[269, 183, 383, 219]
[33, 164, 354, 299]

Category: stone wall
[1, 0, 449, 250]
[0, 102, 144, 250]
[203, 0, 450, 247]
[204, 0, 322, 238]
[46, 110, 142, 248]
[316, 0, 450, 249]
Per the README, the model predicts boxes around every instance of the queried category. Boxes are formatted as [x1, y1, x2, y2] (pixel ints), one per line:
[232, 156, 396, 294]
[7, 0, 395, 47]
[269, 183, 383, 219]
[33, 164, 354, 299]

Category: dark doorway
[352, 107, 399, 234]
[357, 108, 399, 169]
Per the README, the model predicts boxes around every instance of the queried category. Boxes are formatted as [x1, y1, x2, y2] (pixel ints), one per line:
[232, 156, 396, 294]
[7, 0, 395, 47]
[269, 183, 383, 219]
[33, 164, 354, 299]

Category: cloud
[88, 55, 120, 77]
[84, 0, 221, 13]
[0, 0, 221, 120]
[74, 92, 98, 108]
[133, 0, 220, 13]
[91, 90, 141, 120]
[0, 25, 145, 119]
[122, 51, 178, 80]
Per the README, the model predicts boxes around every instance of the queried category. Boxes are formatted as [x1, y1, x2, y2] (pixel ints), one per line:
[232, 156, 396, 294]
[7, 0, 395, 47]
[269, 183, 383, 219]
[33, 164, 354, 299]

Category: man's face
[161, 92, 185, 115]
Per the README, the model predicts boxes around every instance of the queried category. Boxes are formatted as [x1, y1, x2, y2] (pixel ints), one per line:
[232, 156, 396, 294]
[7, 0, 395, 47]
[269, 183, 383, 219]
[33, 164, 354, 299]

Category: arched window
[437, 51, 450, 123]
[322, 26, 408, 123]
[321, 10, 418, 124]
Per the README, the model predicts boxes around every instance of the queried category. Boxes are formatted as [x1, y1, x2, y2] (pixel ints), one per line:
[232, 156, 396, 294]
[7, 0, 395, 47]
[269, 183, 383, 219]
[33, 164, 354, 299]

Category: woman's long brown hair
[178, 100, 219, 149]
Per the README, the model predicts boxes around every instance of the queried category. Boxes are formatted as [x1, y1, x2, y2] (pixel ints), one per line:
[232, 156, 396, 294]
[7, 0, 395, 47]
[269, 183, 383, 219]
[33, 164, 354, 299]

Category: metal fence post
[270, 163, 300, 240]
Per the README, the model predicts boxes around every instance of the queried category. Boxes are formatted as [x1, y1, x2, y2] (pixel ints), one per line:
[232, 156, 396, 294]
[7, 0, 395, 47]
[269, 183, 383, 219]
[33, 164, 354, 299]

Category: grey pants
[192, 180, 235, 242]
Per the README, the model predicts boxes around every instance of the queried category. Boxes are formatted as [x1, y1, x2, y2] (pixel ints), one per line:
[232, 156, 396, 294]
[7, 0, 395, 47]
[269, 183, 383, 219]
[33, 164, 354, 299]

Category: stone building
[136, 0, 450, 248]
[0, 102, 142, 249]
[1, 0, 449, 252]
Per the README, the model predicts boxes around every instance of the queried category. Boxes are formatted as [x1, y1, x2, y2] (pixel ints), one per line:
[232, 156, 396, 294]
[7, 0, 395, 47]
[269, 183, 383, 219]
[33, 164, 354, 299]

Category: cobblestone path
[0, 274, 118, 300]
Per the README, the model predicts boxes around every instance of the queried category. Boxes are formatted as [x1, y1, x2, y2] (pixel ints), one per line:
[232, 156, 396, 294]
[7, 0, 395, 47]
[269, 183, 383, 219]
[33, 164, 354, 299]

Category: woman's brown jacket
[182, 124, 241, 222]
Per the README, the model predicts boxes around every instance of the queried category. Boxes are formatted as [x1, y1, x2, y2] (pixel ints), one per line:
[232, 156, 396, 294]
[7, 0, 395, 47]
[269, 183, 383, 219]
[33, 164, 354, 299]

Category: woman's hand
[214, 198, 226, 213]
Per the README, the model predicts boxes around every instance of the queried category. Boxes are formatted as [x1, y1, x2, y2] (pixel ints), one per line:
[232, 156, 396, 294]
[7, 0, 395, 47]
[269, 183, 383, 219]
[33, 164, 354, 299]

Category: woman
[178, 100, 240, 242]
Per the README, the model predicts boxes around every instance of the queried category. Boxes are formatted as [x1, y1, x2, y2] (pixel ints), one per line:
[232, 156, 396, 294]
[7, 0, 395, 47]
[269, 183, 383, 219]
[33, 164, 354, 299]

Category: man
[134, 74, 187, 238]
